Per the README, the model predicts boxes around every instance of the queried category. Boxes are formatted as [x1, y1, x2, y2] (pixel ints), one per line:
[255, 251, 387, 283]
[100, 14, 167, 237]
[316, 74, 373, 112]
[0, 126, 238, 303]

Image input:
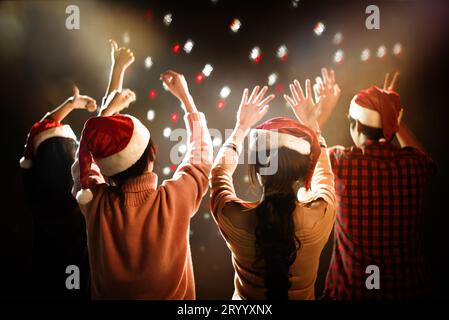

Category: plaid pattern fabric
[324, 141, 436, 299]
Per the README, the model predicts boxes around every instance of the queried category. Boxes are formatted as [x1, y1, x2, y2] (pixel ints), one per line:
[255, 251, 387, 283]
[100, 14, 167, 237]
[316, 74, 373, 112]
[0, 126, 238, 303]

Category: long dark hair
[23, 137, 78, 217]
[108, 139, 156, 188]
[249, 146, 312, 300]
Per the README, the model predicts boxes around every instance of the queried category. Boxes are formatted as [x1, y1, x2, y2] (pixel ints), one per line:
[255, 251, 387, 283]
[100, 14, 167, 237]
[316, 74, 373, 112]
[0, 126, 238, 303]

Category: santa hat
[76, 114, 150, 205]
[349, 86, 403, 141]
[20, 117, 77, 169]
[248, 117, 321, 191]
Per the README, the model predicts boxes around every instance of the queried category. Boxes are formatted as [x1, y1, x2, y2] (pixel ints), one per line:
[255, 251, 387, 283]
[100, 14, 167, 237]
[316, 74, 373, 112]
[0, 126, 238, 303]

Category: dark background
[1, 0, 448, 299]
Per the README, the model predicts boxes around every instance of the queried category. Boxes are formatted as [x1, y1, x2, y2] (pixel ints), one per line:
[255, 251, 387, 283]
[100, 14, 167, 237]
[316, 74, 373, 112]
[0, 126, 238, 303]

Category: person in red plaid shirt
[316, 70, 436, 299]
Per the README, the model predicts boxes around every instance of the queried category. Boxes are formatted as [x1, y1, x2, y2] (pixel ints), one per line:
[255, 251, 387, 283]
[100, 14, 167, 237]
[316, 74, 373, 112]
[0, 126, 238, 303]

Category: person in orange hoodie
[71, 42, 213, 299]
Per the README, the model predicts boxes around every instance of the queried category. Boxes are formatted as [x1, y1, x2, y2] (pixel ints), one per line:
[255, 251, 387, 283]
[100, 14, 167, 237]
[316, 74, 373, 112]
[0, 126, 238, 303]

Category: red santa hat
[248, 117, 321, 191]
[76, 114, 150, 205]
[20, 117, 77, 169]
[349, 86, 403, 141]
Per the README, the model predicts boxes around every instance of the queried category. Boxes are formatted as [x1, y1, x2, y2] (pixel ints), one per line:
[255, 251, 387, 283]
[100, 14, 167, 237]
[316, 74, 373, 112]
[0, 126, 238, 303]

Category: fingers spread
[283, 94, 296, 108]
[383, 72, 390, 90]
[321, 68, 330, 85]
[293, 79, 305, 100]
[241, 88, 249, 105]
[258, 94, 275, 107]
[110, 39, 118, 51]
[248, 86, 260, 103]
[388, 71, 400, 91]
[305, 79, 312, 99]
[254, 86, 268, 104]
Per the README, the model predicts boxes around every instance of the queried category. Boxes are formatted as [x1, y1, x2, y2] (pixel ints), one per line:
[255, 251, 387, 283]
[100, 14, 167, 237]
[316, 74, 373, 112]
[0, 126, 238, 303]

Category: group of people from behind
[21, 40, 435, 300]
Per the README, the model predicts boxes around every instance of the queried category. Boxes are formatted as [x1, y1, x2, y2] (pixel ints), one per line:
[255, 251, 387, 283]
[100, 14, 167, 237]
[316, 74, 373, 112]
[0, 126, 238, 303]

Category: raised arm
[45, 86, 97, 122]
[159, 70, 213, 216]
[210, 86, 274, 216]
[99, 39, 135, 111]
[314, 68, 341, 128]
[284, 78, 335, 205]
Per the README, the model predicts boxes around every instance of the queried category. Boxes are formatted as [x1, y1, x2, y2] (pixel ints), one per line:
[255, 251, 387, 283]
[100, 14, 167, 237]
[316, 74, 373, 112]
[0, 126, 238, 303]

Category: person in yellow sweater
[210, 81, 336, 300]
[71, 41, 213, 299]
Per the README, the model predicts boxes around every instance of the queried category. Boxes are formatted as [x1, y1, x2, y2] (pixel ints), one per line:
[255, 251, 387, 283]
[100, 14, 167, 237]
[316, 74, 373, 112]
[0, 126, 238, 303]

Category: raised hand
[383, 71, 399, 92]
[313, 68, 341, 127]
[236, 86, 275, 130]
[100, 89, 136, 116]
[71, 86, 97, 112]
[160, 70, 190, 101]
[110, 39, 135, 71]
[284, 79, 320, 131]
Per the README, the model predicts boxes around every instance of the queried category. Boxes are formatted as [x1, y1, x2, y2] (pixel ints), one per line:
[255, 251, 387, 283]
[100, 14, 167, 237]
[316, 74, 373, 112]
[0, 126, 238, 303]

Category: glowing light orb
[277, 45, 288, 61]
[203, 213, 211, 220]
[217, 100, 225, 109]
[249, 46, 262, 64]
[333, 49, 344, 64]
[377, 45, 387, 59]
[268, 73, 278, 86]
[333, 32, 343, 46]
[195, 72, 205, 84]
[163, 127, 172, 138]
[361, 48, 371, 62]
[170, 112, 179, 123]
[144, 56, 153, 69]
[392, 42, 403, 56]
[172, 43, 181, 55]
[202, 64, 213, 77]
[243, 175, 249, 183]
[183, 39, 194, 53]
[220, 86, 231, 99]
[230, 18, 241, 33]
[147, 109, 155, 121]
[313, 22, 325, 36]
[291, 0, 300, 8]
[123, 32, 130, 44]
[275, 84, 284, 94]
[148, 89, 157, 100]
[163, 13, 173, 26]
[162, 166, 171, 175]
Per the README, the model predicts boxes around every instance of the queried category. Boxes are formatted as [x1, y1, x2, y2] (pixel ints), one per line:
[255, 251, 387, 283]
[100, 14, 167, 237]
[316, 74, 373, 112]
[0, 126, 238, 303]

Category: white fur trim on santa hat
[76, 188, 93, 205]
[19, 156, 32, 169]
[94, 115, 151, 177]
[249, 129, 311, 155]
[33, 125, 77, 152]
[348, 97, 382, 128]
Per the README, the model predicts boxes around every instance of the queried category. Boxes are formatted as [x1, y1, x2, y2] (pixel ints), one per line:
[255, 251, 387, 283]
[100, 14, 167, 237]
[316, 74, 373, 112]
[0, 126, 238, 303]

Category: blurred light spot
[144, 56, 153, 69]
[392, 42, 403, 56]
[147, 109, 155, 121]
[172, 43, 181, 55]
[277, 45, 288, 61]
[333, 49, 344, 64]
[291, 0, 300, 8]
[170, 112, 179, 123]
[178, 144, 187, 154]
[145, 9, 153, 21]
[217, 100, 225, 109]
[220, 86, 231, 99]
[313, 22, 325, 36]
[195, 72, 205, 84]
[268, 73, 278, 86]
[203, 213, 211, 220]
[361, 48, 371, 62]
[202, 64, 214, 77]
[123, 32, 130, 44]
[163, 127, 172, 138]
[333, 32, 343, 46]
[243, 175, 249, 183]
[377, 45, 387, 59]
[249, 46, 262, 64]
[148, 89, 157, 100]
[162, 166, 171, 175]
[183, 39, 194, 53]
[163, 13, 173, 26]
[275, 84, 284, 94]
[230, 18, 241, 33]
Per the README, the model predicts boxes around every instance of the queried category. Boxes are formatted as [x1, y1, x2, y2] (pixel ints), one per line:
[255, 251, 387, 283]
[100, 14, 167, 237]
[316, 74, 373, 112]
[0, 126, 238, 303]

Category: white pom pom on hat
[76, 188, 93, 205]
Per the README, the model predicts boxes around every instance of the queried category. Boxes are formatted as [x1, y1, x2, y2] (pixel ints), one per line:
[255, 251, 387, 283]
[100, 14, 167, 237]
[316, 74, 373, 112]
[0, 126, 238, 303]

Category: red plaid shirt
[324, 140, 436, 299]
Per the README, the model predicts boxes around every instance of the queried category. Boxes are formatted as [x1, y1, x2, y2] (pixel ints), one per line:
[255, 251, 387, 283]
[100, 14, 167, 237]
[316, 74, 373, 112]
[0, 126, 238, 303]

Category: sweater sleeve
[297, 138, 336, 208]
[209, 141, 241, 220]
[161, 112, 213, 217]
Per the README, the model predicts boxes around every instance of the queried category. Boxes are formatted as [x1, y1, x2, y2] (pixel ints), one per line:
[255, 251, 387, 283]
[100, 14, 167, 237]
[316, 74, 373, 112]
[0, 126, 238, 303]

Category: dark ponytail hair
[249, 146, 312, 300]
